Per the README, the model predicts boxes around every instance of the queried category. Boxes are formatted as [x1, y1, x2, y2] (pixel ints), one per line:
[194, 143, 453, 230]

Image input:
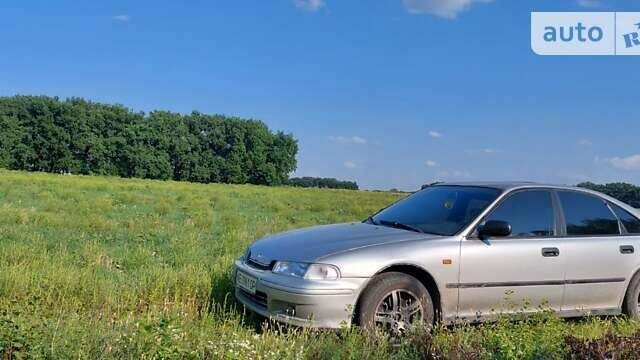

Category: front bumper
[234, 260, 368, 328]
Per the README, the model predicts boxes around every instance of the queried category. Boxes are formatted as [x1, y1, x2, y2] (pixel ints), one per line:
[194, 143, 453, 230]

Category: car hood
[247, 222, 440, 264]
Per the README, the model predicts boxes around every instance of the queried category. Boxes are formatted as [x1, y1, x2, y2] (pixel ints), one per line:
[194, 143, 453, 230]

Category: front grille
[246, 257, 273, 271]
[241, 289, 268, 309]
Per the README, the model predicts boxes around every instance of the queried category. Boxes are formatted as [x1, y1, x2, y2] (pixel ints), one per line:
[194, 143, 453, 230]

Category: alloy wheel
[374, 289, 423, 336]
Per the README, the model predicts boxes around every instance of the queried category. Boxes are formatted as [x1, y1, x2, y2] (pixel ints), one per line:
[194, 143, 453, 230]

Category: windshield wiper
[377, 220, 424, 233]
[365, 216, 378, 225]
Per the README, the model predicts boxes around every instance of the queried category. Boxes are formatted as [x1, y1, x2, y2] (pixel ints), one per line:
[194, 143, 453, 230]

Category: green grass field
[1, 170, 639, 359]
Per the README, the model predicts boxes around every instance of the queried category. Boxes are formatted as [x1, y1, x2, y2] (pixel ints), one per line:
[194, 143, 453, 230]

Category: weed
[0, 169, 639, 359]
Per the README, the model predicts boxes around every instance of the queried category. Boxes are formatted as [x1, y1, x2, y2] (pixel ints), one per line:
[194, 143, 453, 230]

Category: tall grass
[0, 169, 638, 359]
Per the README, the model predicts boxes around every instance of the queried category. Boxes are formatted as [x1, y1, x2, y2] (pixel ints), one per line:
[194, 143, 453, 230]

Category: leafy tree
[577, 182, 640, 208]
[0, 96, 298, 185]
[287, 177, 359, 190]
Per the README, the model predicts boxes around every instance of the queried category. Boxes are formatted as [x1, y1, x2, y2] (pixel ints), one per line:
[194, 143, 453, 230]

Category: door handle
[620, 245, 635, 254]
[542, 247, 560, 257]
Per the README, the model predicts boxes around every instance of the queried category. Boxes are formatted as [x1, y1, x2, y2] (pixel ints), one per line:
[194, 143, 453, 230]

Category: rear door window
[610, 204, 640, 234]
[557, 191, 620, 236]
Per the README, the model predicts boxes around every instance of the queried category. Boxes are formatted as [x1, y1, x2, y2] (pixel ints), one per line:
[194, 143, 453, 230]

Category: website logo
[531, 12, 640, 55]
[617, 13, 640, 54]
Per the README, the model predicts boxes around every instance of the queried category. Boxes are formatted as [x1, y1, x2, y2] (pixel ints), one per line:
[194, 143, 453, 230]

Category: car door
[457, 189, 565, 321]
[557, 190, 638, 314]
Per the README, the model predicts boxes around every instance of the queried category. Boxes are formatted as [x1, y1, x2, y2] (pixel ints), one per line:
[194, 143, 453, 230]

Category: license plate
[236, 271, 257, 295]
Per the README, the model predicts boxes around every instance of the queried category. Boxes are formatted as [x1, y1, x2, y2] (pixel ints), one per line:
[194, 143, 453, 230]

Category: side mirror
[478, 220, 512, 239]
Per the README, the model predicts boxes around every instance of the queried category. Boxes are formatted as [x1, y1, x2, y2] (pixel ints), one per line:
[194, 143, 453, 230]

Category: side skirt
[443, 307, 622, 325]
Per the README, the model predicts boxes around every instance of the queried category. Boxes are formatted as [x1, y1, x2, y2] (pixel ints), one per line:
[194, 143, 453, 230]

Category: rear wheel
[623, 272, 640, 321]
[357, 272, 434, 337]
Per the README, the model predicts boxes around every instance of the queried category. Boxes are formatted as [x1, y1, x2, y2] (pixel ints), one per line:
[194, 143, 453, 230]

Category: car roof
[428, 181, 640, 218]
[431, 181, 584, 192]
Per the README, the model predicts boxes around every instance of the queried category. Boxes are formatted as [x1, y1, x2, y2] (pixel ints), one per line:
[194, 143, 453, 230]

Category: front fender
[319, 236, 462, 322]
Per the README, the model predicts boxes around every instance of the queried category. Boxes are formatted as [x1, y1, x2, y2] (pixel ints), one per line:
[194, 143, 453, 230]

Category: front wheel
[357, 272, 434, 336]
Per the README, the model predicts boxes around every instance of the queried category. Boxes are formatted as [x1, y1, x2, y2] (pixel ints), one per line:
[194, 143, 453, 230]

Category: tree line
[287, 177, 359, 190]
[0, 96, 298, 185]
[577, 182, 640, 208]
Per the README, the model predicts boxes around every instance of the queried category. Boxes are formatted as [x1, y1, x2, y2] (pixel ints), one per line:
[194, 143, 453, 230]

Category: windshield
[370, 186, 501, 236]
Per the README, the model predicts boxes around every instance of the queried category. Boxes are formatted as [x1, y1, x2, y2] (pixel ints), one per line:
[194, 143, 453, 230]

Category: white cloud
[428, 130, 443, 138]
[604, 154, 640, 170]
[343, 160, 357, 169]
[425, 160, 437, 167]
[577, 0, 601, 8]
[436, 169, 471, 180]
[454, 170, 472, 178]
[293, 0, 325, 12]
[577, 139, 593, 146]
[328, 135, 367, 145]
[466, 148, 498, 155]
[112, 15, 131, 22]
[555, 172, 590, 182]
[402, 0, 493, 19]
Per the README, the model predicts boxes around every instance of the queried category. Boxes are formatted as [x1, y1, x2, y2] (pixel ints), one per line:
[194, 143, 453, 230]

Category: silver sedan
[234, 182, 640, 333]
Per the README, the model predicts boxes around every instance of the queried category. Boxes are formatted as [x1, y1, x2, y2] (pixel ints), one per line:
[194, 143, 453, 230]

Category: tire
[357, 272, 435, 335]
[623, 271, 640, 321]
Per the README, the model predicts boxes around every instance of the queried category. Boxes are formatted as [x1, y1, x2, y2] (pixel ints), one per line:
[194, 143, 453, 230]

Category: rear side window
[610, 204, 640, 234]
[558, 191, 620, 236]
[485, 190, 554, 237]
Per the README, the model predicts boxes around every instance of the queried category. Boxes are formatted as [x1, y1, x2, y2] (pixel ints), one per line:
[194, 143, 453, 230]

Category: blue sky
[2, 0, 640, 190]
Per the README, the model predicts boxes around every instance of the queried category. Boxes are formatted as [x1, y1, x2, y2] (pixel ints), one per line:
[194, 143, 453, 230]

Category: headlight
[272, 261, 340, 280]
[272, 261, 309, 278]
[305, 263, 341, 280]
